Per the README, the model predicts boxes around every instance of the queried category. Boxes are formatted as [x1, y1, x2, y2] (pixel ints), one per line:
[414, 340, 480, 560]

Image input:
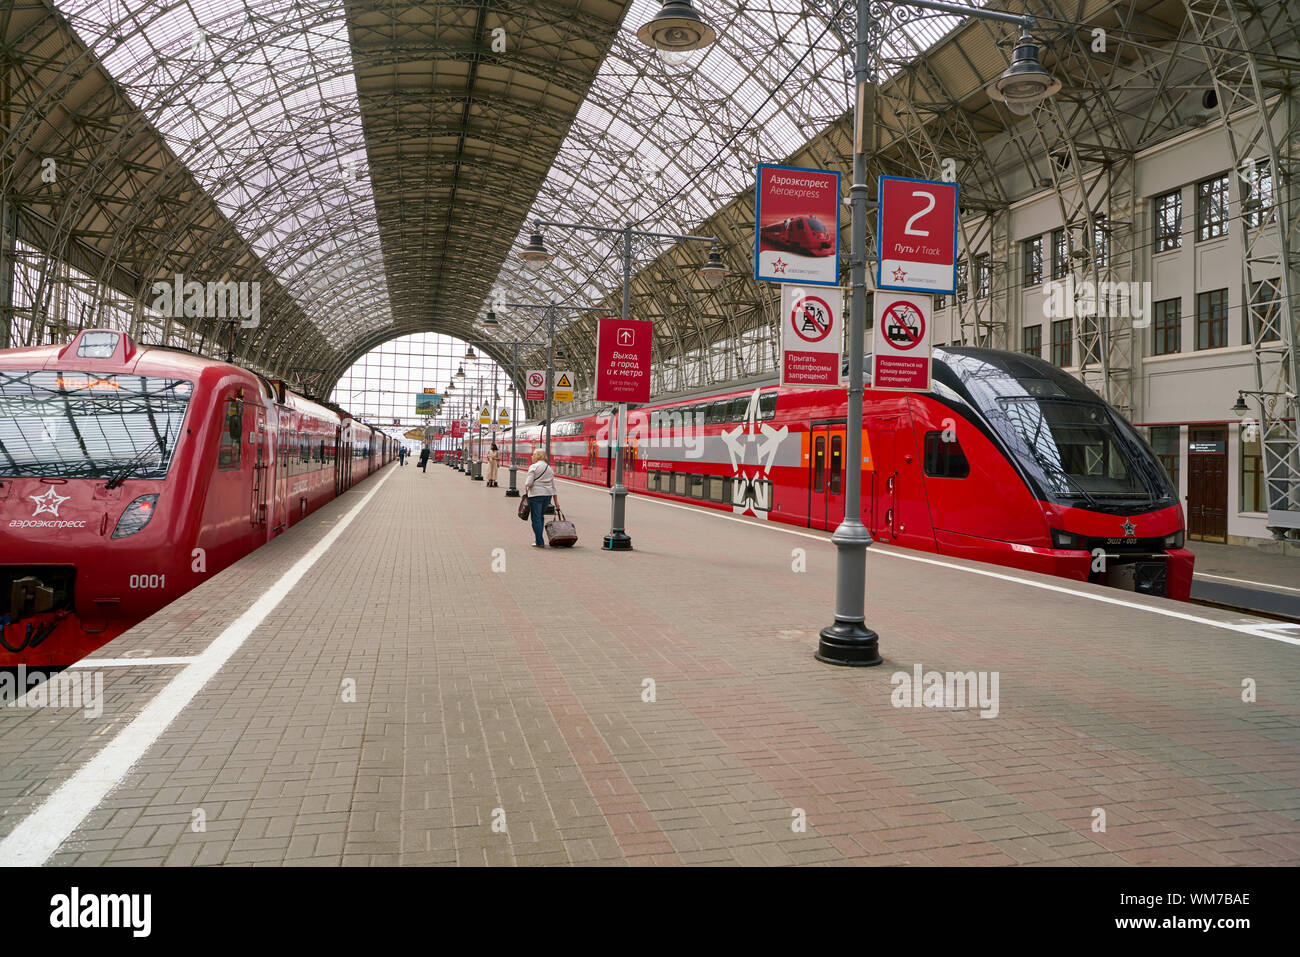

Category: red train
[507, 347, 1194, 600]
[759, 215, 835, 257]
[0, 329, 397, 668]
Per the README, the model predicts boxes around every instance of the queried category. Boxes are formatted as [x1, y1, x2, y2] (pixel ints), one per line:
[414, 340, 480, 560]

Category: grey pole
[472, 377, 485, 480]
[603, 225, 634, 550]
[544, 307, 555, 462]
[816, 0, 881, 666]
[506, 340, 520, 496]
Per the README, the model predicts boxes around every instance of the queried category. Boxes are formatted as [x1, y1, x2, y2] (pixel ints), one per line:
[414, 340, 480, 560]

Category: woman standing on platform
[486, 443, 500, 487]
[521, 449, 556, 548]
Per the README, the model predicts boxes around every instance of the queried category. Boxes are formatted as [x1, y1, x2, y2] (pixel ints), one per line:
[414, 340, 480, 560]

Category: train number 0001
[129, 574, 166, 589]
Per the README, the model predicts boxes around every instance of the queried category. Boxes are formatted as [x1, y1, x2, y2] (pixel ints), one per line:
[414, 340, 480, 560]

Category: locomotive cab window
[219, 398, 243, 471]
[923, 431, 971, 478]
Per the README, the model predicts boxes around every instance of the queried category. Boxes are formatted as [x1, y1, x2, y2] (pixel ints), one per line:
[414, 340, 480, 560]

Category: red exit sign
[596, 318, 652, 404]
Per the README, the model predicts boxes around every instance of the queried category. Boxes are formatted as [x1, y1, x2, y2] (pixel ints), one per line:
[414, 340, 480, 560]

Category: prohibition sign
[789, 294, 834, 343]
[527, 371, 544, 389]
[882, 300, 925, 351]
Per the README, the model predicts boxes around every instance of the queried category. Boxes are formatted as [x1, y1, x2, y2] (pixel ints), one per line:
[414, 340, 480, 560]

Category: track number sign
[524, 370, 546, 401]
[871, 294, 933, 392]
[780, 285, 843, 388]
[876, 176, 958, 295]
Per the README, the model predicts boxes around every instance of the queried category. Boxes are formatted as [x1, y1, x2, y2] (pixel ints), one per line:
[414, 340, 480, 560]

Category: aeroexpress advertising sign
[871, 293, 933, 392]
[780, 286, 843, 388]
[754, 164, 840, 287]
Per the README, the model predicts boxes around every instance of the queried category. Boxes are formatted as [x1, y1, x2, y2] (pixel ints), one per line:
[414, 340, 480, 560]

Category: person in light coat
[521, 449, 557, 547]
[485, 443, 500, 487]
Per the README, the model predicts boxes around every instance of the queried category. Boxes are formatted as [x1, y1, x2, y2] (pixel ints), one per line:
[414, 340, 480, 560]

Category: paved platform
[2, 462, 1298, 866]
[1189, 540, 1300, 621]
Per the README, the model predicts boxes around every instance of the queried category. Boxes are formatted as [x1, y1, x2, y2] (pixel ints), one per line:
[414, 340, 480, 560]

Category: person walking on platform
[399, 446, 408, 467]
[418, 446, 430, 473]
[521, 449, 556, 548]
[485, 443, 500, 487]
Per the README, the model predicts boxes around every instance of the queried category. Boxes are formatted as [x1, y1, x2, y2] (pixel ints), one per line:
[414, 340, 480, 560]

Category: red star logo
[891, 267, 907, 282]
[772, 258, 787, 274]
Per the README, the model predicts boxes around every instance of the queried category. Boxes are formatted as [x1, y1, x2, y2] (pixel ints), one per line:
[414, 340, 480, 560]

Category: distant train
[504, 347, 1194, 600]
[759, 215, 835, 257]
[0, 329, 397, 667]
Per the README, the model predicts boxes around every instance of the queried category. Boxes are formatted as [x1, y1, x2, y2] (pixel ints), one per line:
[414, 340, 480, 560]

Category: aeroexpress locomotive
[0, 329, 396, 668]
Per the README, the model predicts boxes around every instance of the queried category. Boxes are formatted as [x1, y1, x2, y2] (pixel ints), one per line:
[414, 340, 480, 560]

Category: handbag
[544, 507, 578, 548]
[517, 495, 530, 521]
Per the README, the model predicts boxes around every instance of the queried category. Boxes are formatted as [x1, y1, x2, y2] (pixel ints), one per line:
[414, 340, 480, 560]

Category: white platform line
[0, 467, 394, 867]
[557, 477, 1300, 648]
[69, 656, 198, 668]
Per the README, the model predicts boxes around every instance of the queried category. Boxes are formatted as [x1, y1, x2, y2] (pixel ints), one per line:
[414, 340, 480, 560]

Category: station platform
[1188, 540, 1300, 622]
[2, 462, 1298, 867]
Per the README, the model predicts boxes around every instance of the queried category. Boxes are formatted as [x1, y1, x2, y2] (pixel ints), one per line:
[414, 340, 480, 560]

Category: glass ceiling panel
[53, 0, 391, 344]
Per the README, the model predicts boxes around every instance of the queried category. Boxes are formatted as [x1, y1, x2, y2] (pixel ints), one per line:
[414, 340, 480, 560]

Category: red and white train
[759, 215, 836, 257]
[0, 329, 397, 668]
[501, 346, 1194, 600]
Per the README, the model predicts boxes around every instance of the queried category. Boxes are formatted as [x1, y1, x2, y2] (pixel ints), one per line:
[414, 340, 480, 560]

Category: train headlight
[1050, 528, 1085, 549]
[1163, 530, 1184, 549]
[112, 494, 159, 539]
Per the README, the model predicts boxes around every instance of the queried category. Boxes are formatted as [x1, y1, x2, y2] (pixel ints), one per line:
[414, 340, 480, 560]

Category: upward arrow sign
[618, 329, 634, 345]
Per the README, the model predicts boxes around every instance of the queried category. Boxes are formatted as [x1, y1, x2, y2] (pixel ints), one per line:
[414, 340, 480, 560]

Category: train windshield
[0, 371, 192, 479]
[991, 396, 1173, 506]
[806, 217, 829, 232]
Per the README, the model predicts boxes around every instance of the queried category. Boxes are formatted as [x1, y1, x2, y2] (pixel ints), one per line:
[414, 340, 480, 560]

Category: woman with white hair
[521, 449, 557, 547]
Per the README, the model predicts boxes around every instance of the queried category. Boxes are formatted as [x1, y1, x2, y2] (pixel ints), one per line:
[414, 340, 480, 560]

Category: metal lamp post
[520, 221, 724, 550]
[636, 0, 1057, 661]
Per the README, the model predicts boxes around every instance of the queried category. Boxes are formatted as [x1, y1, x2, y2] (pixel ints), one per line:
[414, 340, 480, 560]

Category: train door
[273, 413, 289, 533]
[252, 407, 269, 530]
[808, 422, 847, 530]
[1187, 425, 1228, 541]
[867, 415, 901, 542]
[333, 426, 343, 495]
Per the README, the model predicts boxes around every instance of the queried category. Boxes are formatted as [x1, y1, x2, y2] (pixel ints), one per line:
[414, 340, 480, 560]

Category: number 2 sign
[876, 176, 958, 295]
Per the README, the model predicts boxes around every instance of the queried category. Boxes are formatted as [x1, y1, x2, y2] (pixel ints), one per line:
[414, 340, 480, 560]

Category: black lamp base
[815, 621, 882, 666]
[602, 532, 633, 551]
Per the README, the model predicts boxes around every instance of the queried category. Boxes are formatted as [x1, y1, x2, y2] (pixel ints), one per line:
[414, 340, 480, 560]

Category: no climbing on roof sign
[870, 294, 932, 392]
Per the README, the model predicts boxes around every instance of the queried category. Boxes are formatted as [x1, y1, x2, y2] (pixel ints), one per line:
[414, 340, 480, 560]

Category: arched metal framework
[2, 0, 1297, 525]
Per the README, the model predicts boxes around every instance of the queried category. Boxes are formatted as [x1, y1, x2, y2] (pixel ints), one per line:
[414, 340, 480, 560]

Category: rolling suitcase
[545, 507, 578, 547]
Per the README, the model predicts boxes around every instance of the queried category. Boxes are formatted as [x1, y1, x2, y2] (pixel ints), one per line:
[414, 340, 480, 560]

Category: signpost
[871, 294, 933, 391]
[779, 286, 843, 388]
[875, 175, 958, 294]
[525, 370, 546, 401]
[552, 372, 574, 402]
[754, 164, 840, 287]
[497, 409, 510, 427]
[478, 407, 490, 425]
[414, 392, 442, 415]
[595, 317, 652, 404]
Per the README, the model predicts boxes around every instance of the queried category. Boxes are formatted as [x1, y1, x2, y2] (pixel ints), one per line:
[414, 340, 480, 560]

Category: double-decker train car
[759, 215, 835, 257]
[0, 328, 396, 668]
[510, 347, 1194, 600]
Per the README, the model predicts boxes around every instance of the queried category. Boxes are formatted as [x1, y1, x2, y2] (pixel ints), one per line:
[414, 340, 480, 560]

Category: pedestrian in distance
[398, 446, 407, 466]
[418, 446, 430, 472]
[486, 442, 500, 487]
[521, 449, 557, 548]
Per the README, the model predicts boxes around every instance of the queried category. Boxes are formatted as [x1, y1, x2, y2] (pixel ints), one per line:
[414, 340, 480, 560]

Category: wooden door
[1187, 425, 1227, 541]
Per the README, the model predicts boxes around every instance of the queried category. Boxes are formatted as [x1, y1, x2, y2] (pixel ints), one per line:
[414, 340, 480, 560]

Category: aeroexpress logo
[723, 388, 788, 518]
[7, 487, 86, 529]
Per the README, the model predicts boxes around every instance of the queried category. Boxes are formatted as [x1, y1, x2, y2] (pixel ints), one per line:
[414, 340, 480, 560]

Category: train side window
[729, 396, 749, 421]
[924, 431, 971, 478]
[706, 399, 728, 425]
[830, 435, 843, 494]
[759, 392, 778, 420]
[218, 399, 242, 471]
[689, 473, 704, 498]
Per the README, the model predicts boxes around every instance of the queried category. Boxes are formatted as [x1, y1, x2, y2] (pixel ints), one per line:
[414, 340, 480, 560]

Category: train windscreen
[990, 397, 1175, 507]
[0, 371, 193, 480]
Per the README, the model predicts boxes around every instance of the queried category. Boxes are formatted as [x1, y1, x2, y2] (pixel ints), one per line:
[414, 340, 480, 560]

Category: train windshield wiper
[104, 432, 168, 490]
